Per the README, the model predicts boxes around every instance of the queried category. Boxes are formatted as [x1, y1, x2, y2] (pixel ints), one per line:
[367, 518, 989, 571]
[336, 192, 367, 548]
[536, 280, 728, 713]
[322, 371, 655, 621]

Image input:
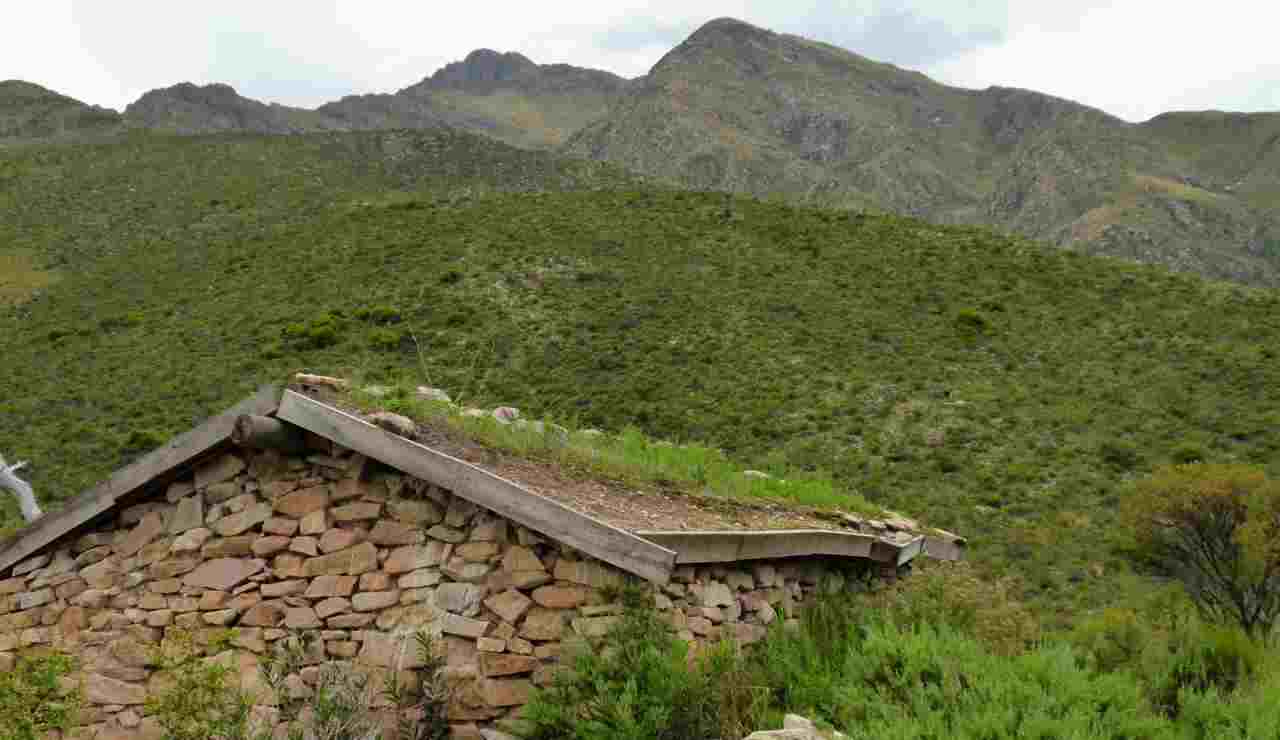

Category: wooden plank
[895, 536, 925, 566]
[0, 385, 281, 575]
[635, 529, 889, 564]
[276, 390, 676, 584]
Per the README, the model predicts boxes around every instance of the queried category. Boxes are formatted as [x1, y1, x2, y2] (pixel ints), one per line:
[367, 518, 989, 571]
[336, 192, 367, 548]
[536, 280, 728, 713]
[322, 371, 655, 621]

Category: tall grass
[520, 567, 1280, 739]
[348, 383, 884, 516]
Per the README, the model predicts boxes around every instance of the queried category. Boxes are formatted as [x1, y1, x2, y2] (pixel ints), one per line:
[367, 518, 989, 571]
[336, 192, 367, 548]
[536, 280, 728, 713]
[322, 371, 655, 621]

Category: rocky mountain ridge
[3, 17, 1278, 284]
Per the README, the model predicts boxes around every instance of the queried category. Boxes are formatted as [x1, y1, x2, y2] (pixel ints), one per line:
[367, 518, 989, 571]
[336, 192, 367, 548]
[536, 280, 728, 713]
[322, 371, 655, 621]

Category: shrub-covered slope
[2, 130, 1279, 623]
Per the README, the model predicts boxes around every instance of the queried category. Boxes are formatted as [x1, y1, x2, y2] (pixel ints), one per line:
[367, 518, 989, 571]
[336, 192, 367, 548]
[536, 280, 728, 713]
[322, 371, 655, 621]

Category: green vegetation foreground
[2, 131, 1280, 625]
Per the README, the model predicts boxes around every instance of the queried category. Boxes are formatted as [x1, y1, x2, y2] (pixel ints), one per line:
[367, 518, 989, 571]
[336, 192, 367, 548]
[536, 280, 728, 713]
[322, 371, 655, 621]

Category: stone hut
[0, 383, 962, 739]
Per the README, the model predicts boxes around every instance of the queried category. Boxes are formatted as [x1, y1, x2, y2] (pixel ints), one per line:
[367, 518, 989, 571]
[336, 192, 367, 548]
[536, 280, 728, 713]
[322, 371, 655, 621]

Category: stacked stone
[0, 443, 868, 740]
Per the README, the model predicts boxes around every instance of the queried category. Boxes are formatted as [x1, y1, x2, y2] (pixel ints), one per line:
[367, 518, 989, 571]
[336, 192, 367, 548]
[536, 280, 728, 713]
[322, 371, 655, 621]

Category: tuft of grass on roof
[344, 382, 886, 519]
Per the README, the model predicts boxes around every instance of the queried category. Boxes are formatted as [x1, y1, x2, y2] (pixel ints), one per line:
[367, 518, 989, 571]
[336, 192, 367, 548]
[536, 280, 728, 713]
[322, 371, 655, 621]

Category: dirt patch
[410, 417, 846, 532]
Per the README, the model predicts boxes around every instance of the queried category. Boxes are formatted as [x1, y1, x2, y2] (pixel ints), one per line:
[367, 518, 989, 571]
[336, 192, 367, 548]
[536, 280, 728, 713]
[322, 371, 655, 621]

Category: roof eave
[0, 385, 281, 575]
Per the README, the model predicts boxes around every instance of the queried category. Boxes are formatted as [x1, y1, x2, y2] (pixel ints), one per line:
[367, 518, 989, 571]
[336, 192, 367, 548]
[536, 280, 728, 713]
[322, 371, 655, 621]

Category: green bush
[259, 631, 451, 740]
[146, 631, 254, 740]
[1170, 442, 1210, 464]
[354, 305, 403, 324]
[1175, 671, 1280, 739]
[522, 607, 767, 740]
[869, 561, 1040, 655]
[1149, 623, 1273, 717]
[0, 652, 81, 740]
[283, 314, 344, 349]
[368, 327, 407, 352]
[1100, 438, 1144, 470]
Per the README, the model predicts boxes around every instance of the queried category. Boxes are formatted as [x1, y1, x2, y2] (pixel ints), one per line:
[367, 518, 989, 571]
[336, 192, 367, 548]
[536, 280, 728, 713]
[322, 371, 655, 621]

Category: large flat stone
[484, 590, 533, 623]
[480, 678, 531, 707]
[240, 602, 286, 627]
[352, 590, 401, 612]
[383, 542, 448, 574]
[85, 673, 147, 705]
[479, 653, 539, 677]
[398, 569, 442, 589]
[501, 546, 544, 573]
[358, 632, 429, 670]
[530, 585, 590, 609]
[171, 527, 212, 553]
[552, 559, 623, 589]
[284, 607, 322, 629]
[700, 581, 735, 608]
[195, 454, 245, 489]
[275, 486, 330, 519]
[182, 558, 266, 591]
[303, 542, 378, 577]
[117, 512, 166, 558]
[440, 613, 490, 638]
[304, 575, 356, 598]
[368, 520, 423, 546]
[167, 494, 204, 534]
[16, 588, 53, 610]
[518, 608, 567, 641]
[314, 597, 351, 618]
[214, 503, 273, 537]
[252, 536, 292, 558]
[387, 499, 443, 526]
[318, 528, 364, 554]
[435, 583, 485, 615]
[330, 502, 382, 522]
[201, 535, 256, 558]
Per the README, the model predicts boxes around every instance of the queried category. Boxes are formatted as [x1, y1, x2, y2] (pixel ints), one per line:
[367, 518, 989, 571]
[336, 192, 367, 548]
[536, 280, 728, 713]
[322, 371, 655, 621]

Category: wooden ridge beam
[276, 390, 677, 584]
[0, 385, 281, 575]
[634, 528, 925, 566]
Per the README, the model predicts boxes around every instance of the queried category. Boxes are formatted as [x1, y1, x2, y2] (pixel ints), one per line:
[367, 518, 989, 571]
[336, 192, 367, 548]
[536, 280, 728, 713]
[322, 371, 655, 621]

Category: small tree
[1124, 464, 1280, 640]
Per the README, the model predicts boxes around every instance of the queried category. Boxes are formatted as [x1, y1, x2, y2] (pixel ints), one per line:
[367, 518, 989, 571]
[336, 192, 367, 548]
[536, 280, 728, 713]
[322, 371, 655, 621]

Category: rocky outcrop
[123, 83, 343, 135]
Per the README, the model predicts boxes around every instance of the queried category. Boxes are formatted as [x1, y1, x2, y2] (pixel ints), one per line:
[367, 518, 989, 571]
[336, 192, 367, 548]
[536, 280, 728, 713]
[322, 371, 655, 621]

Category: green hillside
[2, 130, 1279, 628]
[8, 18, 1280, 288]
[565, 18, 1280, 286]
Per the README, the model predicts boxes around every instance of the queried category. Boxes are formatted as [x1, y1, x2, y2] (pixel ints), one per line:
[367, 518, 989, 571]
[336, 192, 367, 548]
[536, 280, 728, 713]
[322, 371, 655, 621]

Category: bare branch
[0, 453, 43, 523]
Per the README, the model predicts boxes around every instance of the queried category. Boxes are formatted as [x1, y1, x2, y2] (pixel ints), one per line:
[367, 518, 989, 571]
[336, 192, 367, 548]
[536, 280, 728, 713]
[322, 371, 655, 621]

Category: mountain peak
[0, 80, 77, 103]
[428, 49, 538, 87]
[689, 17, 767, 38]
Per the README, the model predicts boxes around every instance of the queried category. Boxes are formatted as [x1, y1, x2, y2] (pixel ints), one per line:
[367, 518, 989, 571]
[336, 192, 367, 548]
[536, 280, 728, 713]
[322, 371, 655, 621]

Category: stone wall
[0, 439, 891, 739]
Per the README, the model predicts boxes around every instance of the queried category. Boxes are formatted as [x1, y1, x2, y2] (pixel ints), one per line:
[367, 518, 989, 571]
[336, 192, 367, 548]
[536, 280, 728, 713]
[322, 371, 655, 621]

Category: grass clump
[522, 602, 768, 740]
[0, 652, 81, 740]
[146, 631, 255, 740]
[348, 382, 884, 516]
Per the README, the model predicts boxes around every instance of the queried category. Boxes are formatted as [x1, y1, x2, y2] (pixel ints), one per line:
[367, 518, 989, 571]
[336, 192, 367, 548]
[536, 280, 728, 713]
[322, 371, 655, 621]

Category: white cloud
[0, 0, 1274, 121]
[926, 0, 1280, 121]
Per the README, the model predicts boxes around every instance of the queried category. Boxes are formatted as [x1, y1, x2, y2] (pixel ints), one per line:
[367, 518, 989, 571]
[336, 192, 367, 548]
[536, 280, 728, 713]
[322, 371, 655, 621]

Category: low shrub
[0, 652, 81, 740]
[146, 631, 254, 740]
[521, 606, 768, 740]
[259, 631, 451, 740]
[868, 561, 1041, 654]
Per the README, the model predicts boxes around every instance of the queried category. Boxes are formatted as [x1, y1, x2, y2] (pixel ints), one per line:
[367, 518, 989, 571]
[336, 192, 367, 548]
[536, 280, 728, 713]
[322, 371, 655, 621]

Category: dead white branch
[0, 453, 42, 523]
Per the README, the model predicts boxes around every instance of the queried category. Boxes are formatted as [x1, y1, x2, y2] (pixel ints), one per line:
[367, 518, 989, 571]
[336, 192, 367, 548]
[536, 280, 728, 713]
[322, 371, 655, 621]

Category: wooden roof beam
[276, 390, 677, 584]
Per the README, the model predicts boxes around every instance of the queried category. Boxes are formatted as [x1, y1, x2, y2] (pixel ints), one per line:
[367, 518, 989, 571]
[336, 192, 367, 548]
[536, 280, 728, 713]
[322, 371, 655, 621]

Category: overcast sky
[5, 0, 1277, 123]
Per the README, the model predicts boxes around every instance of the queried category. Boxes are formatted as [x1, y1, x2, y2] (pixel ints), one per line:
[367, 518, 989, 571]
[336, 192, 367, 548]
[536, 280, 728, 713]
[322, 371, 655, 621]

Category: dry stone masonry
[1, 437, 901, 739]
